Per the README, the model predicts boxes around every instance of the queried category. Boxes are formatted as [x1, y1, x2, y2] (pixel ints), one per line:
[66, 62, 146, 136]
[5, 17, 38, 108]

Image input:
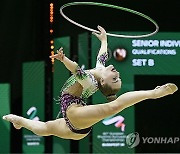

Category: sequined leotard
[59, 52, 108, 134]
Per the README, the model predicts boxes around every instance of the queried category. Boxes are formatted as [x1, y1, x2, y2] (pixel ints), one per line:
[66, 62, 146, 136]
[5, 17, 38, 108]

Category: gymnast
[3, 26, 178, 140]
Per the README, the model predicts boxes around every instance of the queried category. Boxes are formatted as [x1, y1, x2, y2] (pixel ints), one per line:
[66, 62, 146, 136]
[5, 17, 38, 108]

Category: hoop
[60, 2, 159, 38]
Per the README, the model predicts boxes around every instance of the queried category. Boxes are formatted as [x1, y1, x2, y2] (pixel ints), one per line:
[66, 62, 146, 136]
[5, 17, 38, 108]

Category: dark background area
[0, 0, 180, 153]
[135, 75, 180, 153]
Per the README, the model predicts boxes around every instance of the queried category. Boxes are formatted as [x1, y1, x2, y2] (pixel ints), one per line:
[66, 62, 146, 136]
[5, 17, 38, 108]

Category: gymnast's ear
[100, 78, 105, 86]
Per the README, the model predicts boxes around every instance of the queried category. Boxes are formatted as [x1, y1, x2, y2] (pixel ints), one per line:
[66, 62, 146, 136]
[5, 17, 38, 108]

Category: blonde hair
[106, 95, 117, 102]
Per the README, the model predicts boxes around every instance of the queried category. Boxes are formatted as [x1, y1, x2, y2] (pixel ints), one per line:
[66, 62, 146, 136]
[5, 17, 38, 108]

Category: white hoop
[60, 2, 159, 38]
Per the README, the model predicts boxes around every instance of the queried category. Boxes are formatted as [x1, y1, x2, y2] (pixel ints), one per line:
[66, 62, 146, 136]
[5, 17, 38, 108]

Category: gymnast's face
[100, 65, 122, 89]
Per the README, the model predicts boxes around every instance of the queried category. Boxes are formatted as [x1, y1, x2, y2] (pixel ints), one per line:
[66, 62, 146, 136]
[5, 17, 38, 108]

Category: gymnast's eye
[113, 77, 117, 81]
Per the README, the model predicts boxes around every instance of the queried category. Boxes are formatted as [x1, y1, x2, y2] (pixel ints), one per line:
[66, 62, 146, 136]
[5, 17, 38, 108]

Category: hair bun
[106, 95, 117, 102]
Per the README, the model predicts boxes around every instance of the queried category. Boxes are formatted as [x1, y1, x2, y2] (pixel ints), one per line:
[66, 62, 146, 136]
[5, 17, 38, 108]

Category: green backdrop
[0, 84, 10, 154]
[22, 61, 45, 153]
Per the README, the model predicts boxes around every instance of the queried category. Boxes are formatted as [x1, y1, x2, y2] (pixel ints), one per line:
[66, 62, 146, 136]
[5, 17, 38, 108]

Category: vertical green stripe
[22, 61, 45, 153]
[0, 84, 10, 153]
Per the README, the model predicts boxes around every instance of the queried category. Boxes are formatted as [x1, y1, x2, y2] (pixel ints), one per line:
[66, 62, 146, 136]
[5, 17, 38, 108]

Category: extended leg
[67, 83, 178, 128]
[112, 83, 178, 111]
[3, 114, 73, 139]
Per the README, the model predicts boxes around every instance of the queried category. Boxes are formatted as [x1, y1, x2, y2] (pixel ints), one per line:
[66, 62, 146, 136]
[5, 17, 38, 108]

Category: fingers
[57, 49, 65, 61]
[92, 25, 106, 36]
[92, 25, 107, 41]
[57, 47, 63, 53]
[49, 53, 64, 61]
[49, 47, 65, 61]
[92, 31, 99, 37]
[97, 25, 106, 33]
[49, 54, 58, 58]
[57, 48, 64, 57]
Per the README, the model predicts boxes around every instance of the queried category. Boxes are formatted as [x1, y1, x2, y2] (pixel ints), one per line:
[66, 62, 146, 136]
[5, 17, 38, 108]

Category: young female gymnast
[3, 26, 178, 140]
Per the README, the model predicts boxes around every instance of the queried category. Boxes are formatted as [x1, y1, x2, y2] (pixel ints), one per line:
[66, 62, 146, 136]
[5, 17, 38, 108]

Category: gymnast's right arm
[93, 26, 108, 67]
[49, 47, 78, 73]
[92, 26, 108, 57]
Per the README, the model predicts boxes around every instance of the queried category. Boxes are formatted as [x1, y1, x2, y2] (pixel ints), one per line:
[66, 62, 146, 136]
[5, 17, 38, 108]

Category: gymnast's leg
[67, 83, 178, 128]
[2, 115, 72, 138]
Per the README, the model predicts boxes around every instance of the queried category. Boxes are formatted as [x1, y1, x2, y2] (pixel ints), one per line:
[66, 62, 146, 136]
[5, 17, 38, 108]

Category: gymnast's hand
[49, 47, 65, 62]
[92, 25, 107, 41]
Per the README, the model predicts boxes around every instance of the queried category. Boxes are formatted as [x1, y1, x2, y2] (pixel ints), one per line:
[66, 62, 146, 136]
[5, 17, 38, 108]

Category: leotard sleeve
[74, 66, 98, 92]
[95, 52, 108, 68]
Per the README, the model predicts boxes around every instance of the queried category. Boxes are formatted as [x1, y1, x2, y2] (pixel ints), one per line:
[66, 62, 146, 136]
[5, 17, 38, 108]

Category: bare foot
[153, 83, 178, 99]
[2, 114, 22, 129]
